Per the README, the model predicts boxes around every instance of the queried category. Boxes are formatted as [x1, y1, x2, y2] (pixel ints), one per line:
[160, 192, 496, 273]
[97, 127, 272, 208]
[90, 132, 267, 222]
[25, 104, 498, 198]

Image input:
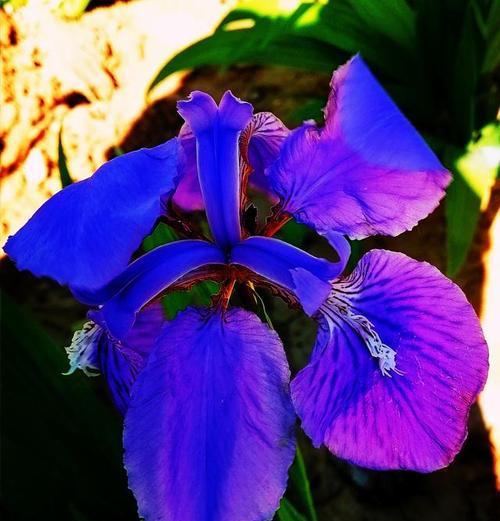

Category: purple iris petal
[65, 304, 164, 414]
[4, 139, 180, 291]
[291, 249, 488, 471]
[244, 112, 289, 195]
[178, 91, 253, 248]
[172, 124, 204, 211]
[172, 112, 287, 212]
[268, 55, 451, 240]
[97, 337, 145, 415]
[320, 231, 351, 273]
[98, 304, 164, 415]
[124, 307, 296, 521]
[231, 236, 342, 315]
[95, 240, 225, 339]
[121, 302, 165, 359]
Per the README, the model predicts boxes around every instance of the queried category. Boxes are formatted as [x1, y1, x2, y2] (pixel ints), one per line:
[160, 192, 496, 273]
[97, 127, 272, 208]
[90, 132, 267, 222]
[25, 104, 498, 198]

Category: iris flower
[4, 56, 488, 521]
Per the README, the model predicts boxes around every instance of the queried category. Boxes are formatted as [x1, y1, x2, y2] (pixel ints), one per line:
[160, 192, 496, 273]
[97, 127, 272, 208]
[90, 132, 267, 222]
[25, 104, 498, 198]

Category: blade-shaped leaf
[287, 445, 318, 521]
[277, 498, 308, 521]
[446, 123, 499, 277]
[58, 127, 74, 188]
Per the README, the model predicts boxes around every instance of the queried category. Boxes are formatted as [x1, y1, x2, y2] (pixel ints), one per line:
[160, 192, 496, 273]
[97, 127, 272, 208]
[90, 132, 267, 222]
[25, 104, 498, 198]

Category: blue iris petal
[178, 91, 253, 250]
[231, 236, 343, 315]
[4, 139, 180, 292]
[95, 240, 225, 339]
[124, 307, 296, 521]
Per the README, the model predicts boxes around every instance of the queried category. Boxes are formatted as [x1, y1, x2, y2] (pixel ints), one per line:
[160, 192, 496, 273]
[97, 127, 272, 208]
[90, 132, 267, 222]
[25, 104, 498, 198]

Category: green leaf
[276, 220, 310, 248]
[55, 0, 91, 19]
[482, 0, 500, 73]
[446, 122, 500, 277]
[449, 0, 484, 144]
[345, 0, 416, 52]
[314, 0, 417, 79]
[277, 498, 308, 521]
[143, 222, 179, 251]
[288, 98, 326, 125]
[148, 1, 345, 92]
[0, 292, 136, 520]
[162, 280, 220, 319]
[150, 31, 339, 93]
[248, 285, 275, 329]
[287, 444, 318, 521]
[58, 127, 74, 188]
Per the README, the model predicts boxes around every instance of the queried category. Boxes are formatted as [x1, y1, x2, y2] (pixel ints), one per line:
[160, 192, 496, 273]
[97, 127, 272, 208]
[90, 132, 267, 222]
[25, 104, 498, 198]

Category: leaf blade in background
[277, 498, 309, 521]
[482, 0, 500, 73]
[446, 123, 500, 277]
[58, 126, 74, 188]
[287, 444, 318, 521]
[148, 0, 346, 92]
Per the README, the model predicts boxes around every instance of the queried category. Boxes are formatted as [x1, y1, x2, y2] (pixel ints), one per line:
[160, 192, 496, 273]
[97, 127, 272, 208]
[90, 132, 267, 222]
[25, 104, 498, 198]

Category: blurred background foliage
[1, 1, 499, 520]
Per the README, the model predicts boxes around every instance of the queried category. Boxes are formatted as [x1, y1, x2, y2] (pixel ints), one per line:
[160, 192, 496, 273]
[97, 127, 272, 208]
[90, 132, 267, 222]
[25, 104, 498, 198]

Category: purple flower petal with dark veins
[268, 55, 451, 240]
[178, 91, 253, 248]
[231, 236, 342, 315]
[4, 139, 180, 291]
[94, 240, 225, 339]
[124, 307, 296, 521]
[243, 112, 289, 196]
[65, 304, 164, 415]
[291, 250, 488, 471]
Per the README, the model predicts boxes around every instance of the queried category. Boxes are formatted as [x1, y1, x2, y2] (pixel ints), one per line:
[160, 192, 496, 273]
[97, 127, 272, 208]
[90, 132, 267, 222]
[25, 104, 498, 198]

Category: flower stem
[262, 210, 292, 237]
[217, 276, 237, 310]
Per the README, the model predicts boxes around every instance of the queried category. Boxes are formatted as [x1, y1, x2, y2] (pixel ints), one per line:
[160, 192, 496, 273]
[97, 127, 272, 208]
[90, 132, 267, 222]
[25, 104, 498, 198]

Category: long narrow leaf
[446, 123, 499, 277]
[277, 498, 308, 521]
[58, 127, 74, 188]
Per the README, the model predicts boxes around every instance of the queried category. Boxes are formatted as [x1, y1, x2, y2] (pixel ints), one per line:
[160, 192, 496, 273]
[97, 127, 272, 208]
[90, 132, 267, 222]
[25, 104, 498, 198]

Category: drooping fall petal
[124, 307, 296, 521]
[292, 249, 488, 471]
[65, 305, 165, 415]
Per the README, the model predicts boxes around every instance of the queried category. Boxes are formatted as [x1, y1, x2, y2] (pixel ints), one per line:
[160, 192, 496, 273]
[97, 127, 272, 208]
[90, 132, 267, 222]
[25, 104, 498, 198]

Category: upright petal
[124, 307, 296, 521]
[4, 139, 180, 291]
[269, 55, 451, 240]
[241, 112, 289, 195]
[172, 124, 204, 211]
[178, 91, 253, 249]
[292, 250, 488, 471]
[231, 236, 342, 315]
[92, 240, 225, 339]
[173, 112, 287, 212]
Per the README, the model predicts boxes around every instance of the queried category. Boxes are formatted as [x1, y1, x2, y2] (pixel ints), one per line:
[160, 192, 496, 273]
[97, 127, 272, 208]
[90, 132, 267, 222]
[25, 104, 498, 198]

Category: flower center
[321, 293, 403, 377]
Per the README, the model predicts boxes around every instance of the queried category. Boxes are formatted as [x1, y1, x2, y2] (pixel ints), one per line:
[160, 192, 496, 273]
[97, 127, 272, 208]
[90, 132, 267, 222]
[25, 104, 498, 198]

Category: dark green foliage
[0, 293, 137, 520]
